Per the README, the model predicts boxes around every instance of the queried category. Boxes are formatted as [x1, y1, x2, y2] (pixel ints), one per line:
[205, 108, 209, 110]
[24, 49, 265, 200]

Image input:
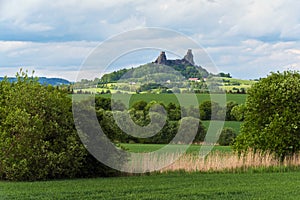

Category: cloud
[0, 40, 98, 80]
[205, 39, 300, 78]
[0, 0, 300, 80]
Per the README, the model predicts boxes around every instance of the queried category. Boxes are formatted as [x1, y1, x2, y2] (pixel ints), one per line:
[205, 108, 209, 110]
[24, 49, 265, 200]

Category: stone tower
[154, 51, 167, 65]
[183, 49, 195, 65]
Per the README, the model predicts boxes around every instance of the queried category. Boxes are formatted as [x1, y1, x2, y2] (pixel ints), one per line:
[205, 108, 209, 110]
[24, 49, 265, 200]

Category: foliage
[132, 100, 148, 111]
[138, 83, 166, 92]
[233, 71, 300, 160]
[99, 62, 209, 85]
[0, 71, 85, 180]
[225, 101, 238, 121]
[166, 103, 181, 121]
[218, 127, 237, 146]
[0, 71, 123, 180]
[100, 68, 129, 83]
[95, 96, 112, 110]
[96, 105, 206, 144]
[218, 72, 232, 78]
[231, 104, 246, 121]
[199, 100, 222, 120]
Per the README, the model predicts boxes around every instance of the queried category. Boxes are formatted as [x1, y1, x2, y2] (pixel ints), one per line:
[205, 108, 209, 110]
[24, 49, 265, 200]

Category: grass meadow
[202, 120, 242, 134]
[6, 93, 299, 199]
[73, 93, 247, 106]
[121, 143, 232, 153]
[2, 171, 300, 199]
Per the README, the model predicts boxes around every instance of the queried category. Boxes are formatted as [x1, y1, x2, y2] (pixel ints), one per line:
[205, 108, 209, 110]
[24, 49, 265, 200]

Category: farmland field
[73, 93, 247, 106]
[2, 172, 300, 199]
[120, 143, 232, 153]
[127, 93, 247, 105]
[202, 120, 242, 134]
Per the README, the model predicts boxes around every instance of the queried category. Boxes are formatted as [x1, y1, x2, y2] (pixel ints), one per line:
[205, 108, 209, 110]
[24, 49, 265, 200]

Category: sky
[1, 0, 300, 81]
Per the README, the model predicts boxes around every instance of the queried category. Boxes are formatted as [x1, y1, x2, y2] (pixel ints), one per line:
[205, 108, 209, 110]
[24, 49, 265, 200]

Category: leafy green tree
[225, 101, 238, 121]
[218, 127, 237, 146]
[199, 101, 221, 120]
[187, 105, 199, 118]
[0, 71, 85, 180]
[231, 104, 246, 121]
[150, 120, 178, 144]
[132, 100, 148, 111]
[166, 103, 181, 121]
[177, 117, 206, 143]
[95, 96, 111, 110]
[233, 71, 300, 160]
[100, 68, 129, 83]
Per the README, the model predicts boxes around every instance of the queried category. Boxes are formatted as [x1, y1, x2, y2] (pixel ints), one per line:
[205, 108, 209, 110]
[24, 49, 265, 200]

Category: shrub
[218, 127, 237, 146]
[0, 71, 85, 180]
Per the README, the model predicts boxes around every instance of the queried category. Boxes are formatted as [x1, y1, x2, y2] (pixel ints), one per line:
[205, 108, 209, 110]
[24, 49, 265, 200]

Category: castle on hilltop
[153, 49, 195, 66]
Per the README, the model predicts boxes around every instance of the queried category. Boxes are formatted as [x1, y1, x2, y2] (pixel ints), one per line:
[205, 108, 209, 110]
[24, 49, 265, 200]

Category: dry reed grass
[161, 151, 300, 173]
[124, 151, 300, 173]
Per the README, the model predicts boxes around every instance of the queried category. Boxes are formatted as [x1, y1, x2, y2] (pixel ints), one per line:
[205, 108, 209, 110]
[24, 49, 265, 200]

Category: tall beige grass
[124, 151, 300, 173]
[161, 151, 300, 172]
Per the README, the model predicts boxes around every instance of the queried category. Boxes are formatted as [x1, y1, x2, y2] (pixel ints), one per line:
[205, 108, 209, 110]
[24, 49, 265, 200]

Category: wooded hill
[99, 50, 210, 84]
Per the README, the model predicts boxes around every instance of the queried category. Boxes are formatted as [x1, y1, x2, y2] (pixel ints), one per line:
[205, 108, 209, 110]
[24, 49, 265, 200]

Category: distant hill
[0, 77, 71, 86]
[100, 49, 210, 83]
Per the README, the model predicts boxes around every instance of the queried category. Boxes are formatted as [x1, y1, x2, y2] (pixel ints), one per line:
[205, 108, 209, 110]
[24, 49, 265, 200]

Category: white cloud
[0, 40, 98, 80]
[0, 0, 300, 80]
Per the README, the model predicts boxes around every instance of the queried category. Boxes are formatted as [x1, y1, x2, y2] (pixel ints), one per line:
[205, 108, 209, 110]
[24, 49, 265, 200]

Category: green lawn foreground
[2, 172, 300, 199]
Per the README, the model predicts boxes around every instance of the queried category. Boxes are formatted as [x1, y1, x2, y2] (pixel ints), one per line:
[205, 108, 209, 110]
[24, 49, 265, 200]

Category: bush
[0, 72, 85, 180]
[218, 128, 237, 146]
[231, 104, 246, 121]
[225, 101, 238, 121]
[199, 101, 222, 120]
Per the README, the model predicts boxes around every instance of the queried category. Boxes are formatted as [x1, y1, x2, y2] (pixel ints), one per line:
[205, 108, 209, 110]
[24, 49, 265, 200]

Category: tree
[218, 72, 232, 78]
[218, 127, 237, 146]
[174, 117, 206, 144]
[225, 101, 238, 121]
[166, 103, 181, 121]
[231, 104, 246, 121]
[95, 96, 111, 110]
[233, 71, 300, 160]
[132, 100, 148, 111]
[0, 71, 85, 180]
[199, 101, 221, 120]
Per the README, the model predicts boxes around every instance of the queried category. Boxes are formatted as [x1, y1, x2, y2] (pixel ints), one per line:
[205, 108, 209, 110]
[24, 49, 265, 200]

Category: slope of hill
[0, 77, 71, 86]
[75, 49, 256, 94]
[100, 50, 210, 83]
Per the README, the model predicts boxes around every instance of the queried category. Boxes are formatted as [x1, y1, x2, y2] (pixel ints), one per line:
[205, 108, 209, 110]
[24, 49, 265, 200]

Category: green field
[73, 93, 247, 105]
[120, 143, 232, 153]
[214, 77, 257, 92]
[127, 93, 247, 105]
[2, 172, 300, 199]
[202, 120, 242, 134]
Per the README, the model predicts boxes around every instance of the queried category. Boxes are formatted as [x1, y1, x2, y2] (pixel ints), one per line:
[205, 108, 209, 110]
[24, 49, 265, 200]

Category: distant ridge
[0, 77, 71, 86]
